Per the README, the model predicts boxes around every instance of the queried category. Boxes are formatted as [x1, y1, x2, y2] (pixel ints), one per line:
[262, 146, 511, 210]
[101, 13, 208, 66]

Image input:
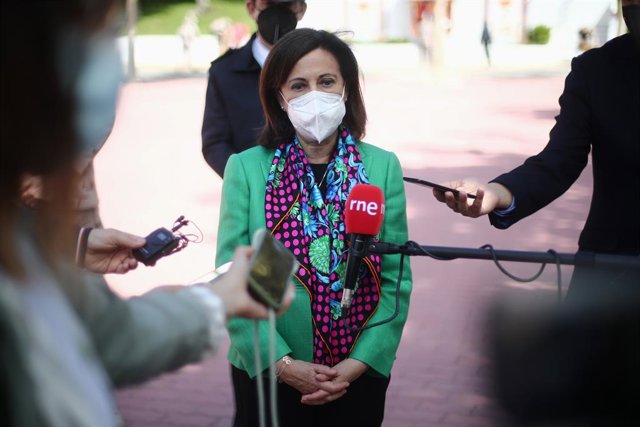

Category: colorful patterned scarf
[265, 127, 382, 366]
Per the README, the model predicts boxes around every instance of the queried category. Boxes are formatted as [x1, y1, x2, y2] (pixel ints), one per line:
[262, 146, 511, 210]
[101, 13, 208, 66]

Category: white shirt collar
[251, 36, 270, 68]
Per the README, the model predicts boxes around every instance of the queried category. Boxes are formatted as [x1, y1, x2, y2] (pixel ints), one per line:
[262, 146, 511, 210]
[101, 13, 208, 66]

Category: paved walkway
[96, 42, 585, 426]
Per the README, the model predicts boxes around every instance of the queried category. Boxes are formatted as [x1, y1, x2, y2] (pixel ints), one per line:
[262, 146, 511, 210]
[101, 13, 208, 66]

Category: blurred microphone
[341, 184, 385, 314]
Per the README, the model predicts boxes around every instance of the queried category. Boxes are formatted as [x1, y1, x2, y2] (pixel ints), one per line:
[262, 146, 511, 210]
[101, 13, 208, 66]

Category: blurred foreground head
[0, 0, 120, 276]
[488, 292, 640, 426]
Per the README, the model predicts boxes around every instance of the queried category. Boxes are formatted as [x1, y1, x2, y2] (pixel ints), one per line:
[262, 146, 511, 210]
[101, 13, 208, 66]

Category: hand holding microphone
[341, 184, 385, 314]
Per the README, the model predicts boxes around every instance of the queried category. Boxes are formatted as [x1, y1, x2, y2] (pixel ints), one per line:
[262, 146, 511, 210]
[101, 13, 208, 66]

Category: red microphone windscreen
[345, 184, 385, 236]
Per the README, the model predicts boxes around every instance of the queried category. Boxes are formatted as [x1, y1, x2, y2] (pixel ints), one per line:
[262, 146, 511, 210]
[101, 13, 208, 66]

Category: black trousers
[231, 365, 390, 427]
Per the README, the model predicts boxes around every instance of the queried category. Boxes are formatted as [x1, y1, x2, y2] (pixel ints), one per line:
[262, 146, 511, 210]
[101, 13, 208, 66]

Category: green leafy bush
[137, 0, 251, 35]
[527, 25, 551, 44]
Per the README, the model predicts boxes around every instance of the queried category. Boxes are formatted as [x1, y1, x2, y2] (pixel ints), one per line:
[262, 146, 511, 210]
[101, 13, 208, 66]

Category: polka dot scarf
[265, 127, 382, 366]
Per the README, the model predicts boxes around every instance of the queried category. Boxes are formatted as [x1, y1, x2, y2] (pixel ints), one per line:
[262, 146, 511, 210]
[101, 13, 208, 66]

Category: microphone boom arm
[368, 241, 640, 270]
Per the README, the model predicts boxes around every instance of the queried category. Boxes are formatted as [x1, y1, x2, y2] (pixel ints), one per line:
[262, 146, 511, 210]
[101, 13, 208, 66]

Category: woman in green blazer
[216, 29, 412, 427]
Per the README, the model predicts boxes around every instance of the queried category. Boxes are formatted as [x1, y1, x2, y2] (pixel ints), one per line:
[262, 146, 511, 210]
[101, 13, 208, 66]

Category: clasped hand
[278, 358, 368, 406]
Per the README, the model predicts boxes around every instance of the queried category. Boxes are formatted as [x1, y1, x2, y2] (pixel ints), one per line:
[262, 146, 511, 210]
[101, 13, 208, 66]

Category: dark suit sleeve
[202, 64, 235, 178]
[489, 56, 592, 229]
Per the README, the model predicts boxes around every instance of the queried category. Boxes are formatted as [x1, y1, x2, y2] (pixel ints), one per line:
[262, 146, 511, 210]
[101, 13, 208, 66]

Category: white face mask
[282, 89, 346, 144]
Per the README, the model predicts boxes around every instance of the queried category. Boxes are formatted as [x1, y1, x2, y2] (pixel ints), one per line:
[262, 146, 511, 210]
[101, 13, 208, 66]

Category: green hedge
[136, 0, 252, 35]
[527, 25, 551, 44]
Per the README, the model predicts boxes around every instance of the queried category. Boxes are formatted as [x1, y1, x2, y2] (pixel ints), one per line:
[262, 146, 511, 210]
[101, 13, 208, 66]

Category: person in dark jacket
[434, 6, 639, 423]
[433, 1, 640, 302]
[201, 0, 307, 177]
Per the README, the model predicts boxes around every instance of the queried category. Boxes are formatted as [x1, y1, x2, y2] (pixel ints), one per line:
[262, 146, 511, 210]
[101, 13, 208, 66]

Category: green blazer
[216, 141, 412, 378]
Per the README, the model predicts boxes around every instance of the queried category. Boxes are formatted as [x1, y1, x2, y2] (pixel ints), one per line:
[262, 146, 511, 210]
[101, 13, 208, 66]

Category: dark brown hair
[257, 28, 367, 148]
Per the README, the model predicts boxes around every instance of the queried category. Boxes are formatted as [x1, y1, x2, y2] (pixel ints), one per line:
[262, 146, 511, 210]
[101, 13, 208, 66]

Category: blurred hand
[208, 246, 295, 319]
[300, 358, 367, 405]
[278, 358, 349, 404]
[20, 174, 46, 208]
[432, 180, 512, 218]
[85, 228, 146, 274]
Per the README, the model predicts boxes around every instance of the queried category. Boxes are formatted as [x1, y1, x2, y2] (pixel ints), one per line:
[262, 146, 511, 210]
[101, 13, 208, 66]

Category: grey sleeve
[78, 276, 220, 387]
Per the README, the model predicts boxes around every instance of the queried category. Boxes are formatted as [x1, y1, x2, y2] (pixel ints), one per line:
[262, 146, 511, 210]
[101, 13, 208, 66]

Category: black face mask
[257, 5, 297, 45]
[622, 5, 640, 50]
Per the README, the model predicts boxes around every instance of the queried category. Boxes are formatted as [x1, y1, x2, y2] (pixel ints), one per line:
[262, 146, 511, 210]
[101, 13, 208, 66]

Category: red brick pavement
[96, 63, 587, 426]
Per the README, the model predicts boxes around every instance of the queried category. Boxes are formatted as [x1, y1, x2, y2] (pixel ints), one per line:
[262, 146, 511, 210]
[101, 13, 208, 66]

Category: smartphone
[248, 229, 298, 310]
[403, 176, 477, 199]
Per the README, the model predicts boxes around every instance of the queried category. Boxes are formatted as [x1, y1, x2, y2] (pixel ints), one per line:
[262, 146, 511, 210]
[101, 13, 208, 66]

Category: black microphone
[341, 184, 385, 314]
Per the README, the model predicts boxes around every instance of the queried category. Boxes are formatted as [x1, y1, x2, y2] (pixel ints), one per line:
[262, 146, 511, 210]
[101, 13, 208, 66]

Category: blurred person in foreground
[216, 29, 413, 427]
[15, 0, 145, 272]
[433, 0, 640, 303]
[19, 0, 123, 228]
[0, 2, 292, 426]
[201, 0, 307, 177]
